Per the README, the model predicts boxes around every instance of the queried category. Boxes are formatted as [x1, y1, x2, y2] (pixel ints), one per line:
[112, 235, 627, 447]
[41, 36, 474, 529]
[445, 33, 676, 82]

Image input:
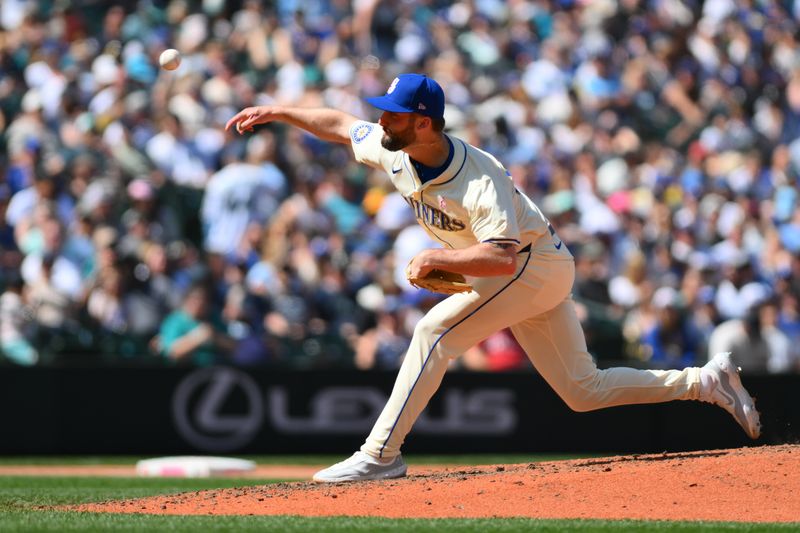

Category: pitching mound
[75, 445, 799, 522]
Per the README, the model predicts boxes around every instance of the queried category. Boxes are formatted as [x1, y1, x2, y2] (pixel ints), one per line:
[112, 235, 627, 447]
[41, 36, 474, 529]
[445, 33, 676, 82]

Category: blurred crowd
[1, 0, 800, 374]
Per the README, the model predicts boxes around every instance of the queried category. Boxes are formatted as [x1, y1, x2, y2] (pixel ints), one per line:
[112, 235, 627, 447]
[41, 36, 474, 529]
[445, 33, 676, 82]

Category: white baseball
[159, 49, 181, 71]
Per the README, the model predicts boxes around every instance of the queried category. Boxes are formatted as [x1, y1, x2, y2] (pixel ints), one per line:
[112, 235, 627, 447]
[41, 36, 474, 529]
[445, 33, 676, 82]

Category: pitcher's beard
[380, 123, 416, 151]
[381, 134, 410, 151]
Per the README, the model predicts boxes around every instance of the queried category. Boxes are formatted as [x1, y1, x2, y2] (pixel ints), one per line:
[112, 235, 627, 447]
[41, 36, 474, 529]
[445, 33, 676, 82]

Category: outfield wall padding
[0, 367, 797, 454]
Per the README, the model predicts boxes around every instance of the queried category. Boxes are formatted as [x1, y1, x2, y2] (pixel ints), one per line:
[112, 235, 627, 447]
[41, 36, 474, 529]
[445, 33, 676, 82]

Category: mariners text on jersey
[403, 195, 466, 232]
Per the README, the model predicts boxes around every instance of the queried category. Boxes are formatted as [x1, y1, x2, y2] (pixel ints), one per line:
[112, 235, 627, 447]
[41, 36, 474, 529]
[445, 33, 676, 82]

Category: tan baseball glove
[406, 264, 473, 295]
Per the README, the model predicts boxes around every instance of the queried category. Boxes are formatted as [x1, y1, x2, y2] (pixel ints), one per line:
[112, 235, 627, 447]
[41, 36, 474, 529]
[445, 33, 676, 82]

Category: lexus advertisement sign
[170, 367, 518, 452]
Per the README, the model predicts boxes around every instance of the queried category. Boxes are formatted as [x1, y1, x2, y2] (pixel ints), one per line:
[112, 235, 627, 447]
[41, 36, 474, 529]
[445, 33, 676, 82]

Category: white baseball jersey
[349, 121, 572, 259]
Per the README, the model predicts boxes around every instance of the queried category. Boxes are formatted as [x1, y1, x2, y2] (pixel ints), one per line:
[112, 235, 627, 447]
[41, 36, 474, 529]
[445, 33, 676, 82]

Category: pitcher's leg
[360, 310, 451, 459]
[361, 280, 526, 458]
[511, 298, 702, 412]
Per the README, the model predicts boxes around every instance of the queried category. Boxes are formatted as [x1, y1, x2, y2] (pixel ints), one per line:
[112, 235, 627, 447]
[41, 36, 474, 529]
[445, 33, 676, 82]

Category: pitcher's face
[378, 111, 417, 151]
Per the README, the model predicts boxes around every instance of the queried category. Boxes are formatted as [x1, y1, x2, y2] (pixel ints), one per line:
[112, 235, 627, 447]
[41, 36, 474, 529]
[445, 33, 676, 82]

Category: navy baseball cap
[366, 74, 445, 119]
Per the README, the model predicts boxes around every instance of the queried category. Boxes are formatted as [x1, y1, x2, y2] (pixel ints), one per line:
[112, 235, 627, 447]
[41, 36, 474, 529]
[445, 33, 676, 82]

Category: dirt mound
[75, 445, 800, 523]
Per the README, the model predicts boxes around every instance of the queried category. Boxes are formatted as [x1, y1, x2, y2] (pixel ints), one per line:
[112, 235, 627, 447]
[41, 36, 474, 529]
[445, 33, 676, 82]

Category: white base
[135, 456, 256, 478]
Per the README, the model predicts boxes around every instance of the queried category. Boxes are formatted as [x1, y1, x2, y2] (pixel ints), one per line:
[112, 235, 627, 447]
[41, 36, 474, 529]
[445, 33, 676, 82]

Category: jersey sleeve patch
[351, 122, 374, 144]
[350, 120, 392, 172]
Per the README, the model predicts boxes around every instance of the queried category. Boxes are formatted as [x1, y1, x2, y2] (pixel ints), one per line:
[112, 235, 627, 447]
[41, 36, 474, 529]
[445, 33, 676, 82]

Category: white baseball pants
[361, 244, 702, 459]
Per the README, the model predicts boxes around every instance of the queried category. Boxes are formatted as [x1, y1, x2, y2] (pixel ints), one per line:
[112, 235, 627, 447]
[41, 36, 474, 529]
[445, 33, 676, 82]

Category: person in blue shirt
[158, 283, 234, 366]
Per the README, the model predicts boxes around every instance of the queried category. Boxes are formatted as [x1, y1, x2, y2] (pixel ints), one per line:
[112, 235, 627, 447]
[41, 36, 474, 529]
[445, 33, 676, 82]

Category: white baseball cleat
[312, 451, 407, 482]
[701, 352, 761, 439]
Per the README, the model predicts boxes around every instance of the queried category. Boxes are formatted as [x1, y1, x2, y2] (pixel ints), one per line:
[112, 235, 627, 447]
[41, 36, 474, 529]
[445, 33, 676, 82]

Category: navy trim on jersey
[411, 137, 454, 184]
[431, 140, 468, 187]
[378, 245, 534, 457]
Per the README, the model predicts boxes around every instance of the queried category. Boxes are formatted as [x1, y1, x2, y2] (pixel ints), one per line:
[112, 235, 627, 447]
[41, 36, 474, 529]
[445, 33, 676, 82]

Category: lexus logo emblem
[172, 367, 264, 452]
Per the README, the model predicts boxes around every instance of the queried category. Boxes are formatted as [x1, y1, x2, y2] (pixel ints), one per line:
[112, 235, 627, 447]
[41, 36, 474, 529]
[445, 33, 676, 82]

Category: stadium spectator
[201, 132, 287, 256]
[6, 172, 74, 243]
[0, 185, 22, 279]
[122, 177, 181, 246]
[708, 298, 795, 374]
[0, 273, 38, 365]
[26, 251, 73, 332]
[123, 241, 177, 338]
[157, 283, 234, 367]
[86, 265, 127, 334]
[353, 309, 405, 370]
[639, 286, 704, 370]
[20, 217, 82, 300]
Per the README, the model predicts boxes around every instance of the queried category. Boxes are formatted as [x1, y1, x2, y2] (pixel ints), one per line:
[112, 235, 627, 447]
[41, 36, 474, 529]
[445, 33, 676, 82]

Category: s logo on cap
[387, 78, 400, 94]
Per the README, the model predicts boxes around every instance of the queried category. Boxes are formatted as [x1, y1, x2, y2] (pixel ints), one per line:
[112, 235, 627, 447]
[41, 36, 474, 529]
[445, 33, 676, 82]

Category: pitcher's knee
[558, 371, 604, 412]
[411, 315, 470, 359]
[562, 394, 599, 413]
[413, 314, 447, 340]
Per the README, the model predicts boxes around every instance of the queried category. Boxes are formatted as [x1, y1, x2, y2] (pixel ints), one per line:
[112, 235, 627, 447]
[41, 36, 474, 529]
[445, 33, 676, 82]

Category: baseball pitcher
[226, 73, 760, 482]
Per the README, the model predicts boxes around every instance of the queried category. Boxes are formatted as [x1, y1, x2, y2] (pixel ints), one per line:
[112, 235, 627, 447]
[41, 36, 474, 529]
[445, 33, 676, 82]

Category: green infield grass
[0, 463, 796, 532]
